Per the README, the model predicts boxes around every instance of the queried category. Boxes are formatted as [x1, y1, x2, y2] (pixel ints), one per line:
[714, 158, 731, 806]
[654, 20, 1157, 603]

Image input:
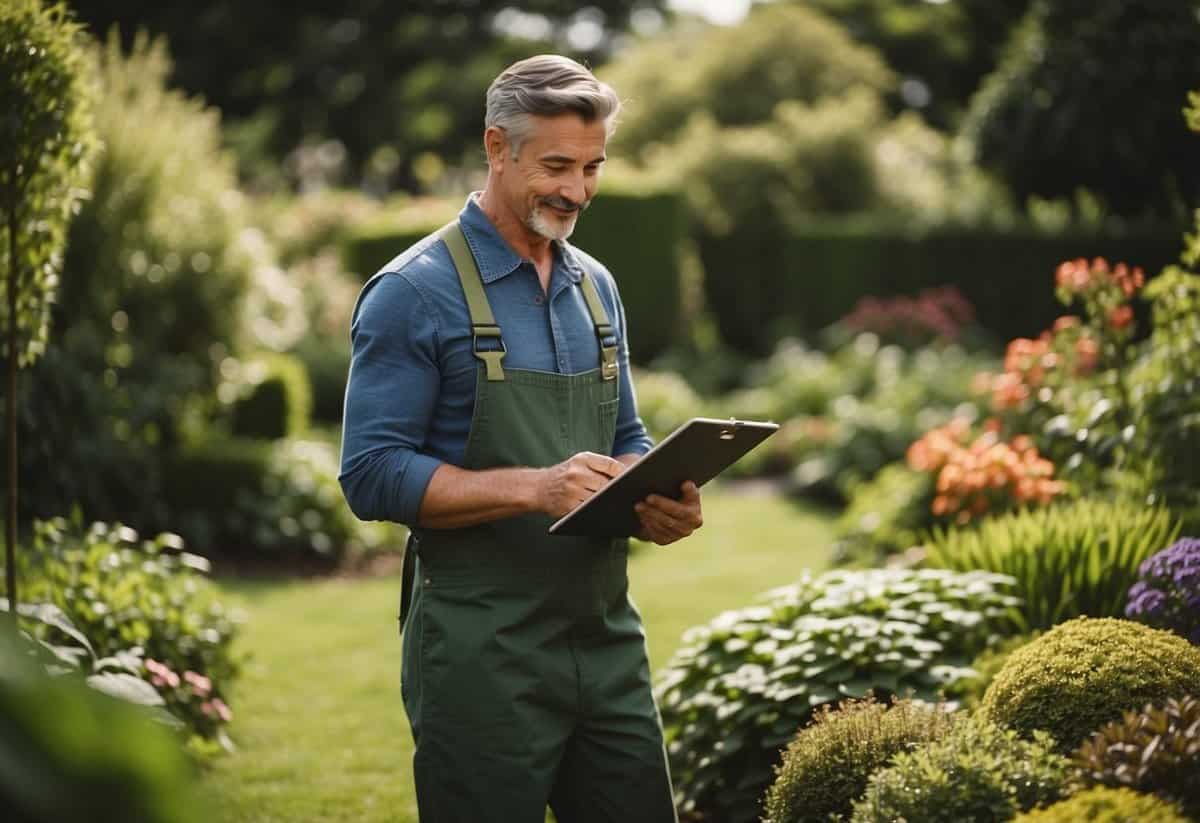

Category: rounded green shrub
[981, 618, 1200, 752]
[1011, 786, 1187, 823]
[850, 716, 1069, 823]
[227, 352, 312, 439]
[763, 697, 957, 823]
[943, 631, 1040, 710]
[1073, 695, 1200, 818]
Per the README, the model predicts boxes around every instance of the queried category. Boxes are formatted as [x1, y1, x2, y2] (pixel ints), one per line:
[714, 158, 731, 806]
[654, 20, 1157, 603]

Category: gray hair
[485, 54, 621, 157]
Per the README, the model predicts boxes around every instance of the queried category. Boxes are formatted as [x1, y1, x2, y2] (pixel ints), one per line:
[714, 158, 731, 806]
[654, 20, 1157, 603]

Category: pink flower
[145, 659, 180, 689]
[212, 698, 233, 723]
[184, 671, 212, 698]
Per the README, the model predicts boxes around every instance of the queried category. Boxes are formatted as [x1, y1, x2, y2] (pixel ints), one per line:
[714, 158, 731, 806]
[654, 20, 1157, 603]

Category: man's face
[495, 113, 607, 242]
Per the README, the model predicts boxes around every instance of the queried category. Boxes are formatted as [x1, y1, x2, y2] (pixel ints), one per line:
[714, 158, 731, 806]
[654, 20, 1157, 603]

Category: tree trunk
[5, 211, 18, 631]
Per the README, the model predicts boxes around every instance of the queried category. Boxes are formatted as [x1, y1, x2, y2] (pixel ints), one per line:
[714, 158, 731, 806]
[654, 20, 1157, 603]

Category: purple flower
[1126, 537, 1200, 644]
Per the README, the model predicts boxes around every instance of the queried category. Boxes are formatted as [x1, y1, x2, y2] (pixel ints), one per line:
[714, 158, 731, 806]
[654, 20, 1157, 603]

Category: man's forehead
[523, 113, 608, 156]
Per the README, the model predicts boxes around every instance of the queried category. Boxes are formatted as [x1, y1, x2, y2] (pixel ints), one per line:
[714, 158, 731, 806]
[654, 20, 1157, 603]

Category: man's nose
[561, 171, 586, 206]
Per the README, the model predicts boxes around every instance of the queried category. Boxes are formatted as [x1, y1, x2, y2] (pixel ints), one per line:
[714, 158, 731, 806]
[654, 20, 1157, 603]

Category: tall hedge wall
[339, 185, 687, 364]
[699, 219, 1186, 353]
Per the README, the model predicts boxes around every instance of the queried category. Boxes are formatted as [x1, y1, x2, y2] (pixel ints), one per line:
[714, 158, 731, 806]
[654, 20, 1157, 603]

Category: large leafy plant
[0, 638, 209, 823]
[925, 498, 1180, 631]
[657, 568, 1020, 823]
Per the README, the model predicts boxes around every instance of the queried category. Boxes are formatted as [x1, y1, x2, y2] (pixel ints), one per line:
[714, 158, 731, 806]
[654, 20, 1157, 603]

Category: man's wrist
[518, 467, 546, 515]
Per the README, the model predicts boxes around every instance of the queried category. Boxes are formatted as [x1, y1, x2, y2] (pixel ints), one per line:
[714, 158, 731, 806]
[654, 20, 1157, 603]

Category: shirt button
[534, 294, 544, 305]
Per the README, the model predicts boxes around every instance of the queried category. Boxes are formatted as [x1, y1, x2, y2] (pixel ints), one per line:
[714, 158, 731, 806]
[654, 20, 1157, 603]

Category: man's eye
[546, 164, 568, 173]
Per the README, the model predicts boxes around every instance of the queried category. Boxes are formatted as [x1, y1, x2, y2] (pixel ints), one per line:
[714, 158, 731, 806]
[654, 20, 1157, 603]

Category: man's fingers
[636, 501, 689, 536]
[580, 451, 624, 478]
[643, 493, 703, 528]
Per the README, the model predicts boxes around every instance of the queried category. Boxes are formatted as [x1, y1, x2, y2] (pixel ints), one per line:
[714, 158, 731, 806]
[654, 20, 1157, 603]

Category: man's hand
[634, 481, 703, 546]
[537, 451, 625, 518]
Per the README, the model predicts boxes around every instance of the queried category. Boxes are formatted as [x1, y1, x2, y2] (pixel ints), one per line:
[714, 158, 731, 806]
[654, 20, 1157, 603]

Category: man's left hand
[634, 481, 703, 546]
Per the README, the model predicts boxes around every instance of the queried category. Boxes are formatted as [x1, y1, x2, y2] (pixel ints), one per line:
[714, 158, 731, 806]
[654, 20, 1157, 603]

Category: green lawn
[197, 486, 836, 821]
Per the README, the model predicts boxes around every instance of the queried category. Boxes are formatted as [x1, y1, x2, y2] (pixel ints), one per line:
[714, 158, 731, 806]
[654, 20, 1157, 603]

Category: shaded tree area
[800, 0, 1034, 128]
[65, 1, 664, 192]
[963, 0, 1200, 217]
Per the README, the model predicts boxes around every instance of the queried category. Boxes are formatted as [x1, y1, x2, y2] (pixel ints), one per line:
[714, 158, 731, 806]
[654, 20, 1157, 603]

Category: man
[338, 54, 703, 822]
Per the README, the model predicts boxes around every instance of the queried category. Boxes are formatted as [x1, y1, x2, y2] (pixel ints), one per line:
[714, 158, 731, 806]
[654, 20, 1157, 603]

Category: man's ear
[484, 126, 510, 172]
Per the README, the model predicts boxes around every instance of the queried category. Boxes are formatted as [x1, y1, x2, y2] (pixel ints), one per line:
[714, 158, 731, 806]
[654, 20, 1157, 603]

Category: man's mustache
[539, 195, 590, 213]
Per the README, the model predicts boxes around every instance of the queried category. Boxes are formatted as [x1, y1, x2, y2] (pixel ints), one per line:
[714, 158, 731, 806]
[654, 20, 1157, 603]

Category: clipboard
[547, 417, 779, 538]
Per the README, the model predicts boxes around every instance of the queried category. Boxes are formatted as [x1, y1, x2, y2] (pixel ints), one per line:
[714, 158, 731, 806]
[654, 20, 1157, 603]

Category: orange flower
[1107, 304, 1133, 329]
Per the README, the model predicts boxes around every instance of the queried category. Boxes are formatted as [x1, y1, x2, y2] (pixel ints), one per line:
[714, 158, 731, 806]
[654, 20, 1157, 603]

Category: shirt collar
[458, 193, 583, 285]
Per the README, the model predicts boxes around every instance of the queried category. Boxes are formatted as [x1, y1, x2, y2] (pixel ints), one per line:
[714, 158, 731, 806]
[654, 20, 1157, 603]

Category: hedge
[699, 218, 1186, 354]
[338, 184, 687, 363]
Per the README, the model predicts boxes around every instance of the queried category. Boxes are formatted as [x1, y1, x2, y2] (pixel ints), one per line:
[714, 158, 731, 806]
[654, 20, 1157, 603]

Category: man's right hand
[536, 452, 625, 518]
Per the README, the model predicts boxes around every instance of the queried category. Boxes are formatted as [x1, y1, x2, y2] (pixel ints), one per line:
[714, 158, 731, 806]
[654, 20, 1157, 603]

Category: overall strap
[438, 221, 506, 382]
[578, 272, 619, 381]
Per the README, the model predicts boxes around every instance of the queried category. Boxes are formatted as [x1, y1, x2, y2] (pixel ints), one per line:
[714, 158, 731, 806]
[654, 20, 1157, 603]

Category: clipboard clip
[719, 419, 743, 440]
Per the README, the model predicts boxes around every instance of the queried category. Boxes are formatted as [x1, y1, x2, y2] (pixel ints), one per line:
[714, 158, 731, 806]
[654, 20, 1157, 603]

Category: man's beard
[525, 194, 590, 241]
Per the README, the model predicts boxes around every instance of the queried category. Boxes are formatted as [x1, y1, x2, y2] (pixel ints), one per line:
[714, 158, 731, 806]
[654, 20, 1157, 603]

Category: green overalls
[399, 222, 677, 823]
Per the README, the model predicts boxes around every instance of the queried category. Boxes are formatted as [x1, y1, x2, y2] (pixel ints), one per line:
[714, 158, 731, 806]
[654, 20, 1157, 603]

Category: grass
[197, 485, 836, 821]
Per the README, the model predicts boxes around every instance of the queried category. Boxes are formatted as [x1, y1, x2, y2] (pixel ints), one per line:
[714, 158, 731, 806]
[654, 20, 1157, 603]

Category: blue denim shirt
[338, 194, 653, 526]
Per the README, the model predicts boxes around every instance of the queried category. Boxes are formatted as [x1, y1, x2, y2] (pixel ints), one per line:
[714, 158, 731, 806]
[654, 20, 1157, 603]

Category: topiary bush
[657, 568, 1021, 823]
[1125, 537, 1200, 645]
[225, 352, 312, 440]
[1011, 786, 1188, 823]
[926, 499, 1181, 631]
[981, 618, 1200, 752]
[763, 697, 957, 823]
[1072, 695, 1200, 819]
[850, 716, 1069, 823]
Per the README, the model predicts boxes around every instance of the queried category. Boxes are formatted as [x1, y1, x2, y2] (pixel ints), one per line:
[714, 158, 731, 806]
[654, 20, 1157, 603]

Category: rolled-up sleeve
[338, 274, 443, 525]
[611, 290, 654, 457]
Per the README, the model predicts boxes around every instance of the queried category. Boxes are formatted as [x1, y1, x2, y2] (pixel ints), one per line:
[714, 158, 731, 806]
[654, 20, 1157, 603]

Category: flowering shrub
[144, 657, 233, 741]
[836, 286, 976, 347]
[906, 417, 1064, 524]
[1053, 257, 1145, 338]
[1125, 537, 1200, 644]
[13, 517, 241, 743]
